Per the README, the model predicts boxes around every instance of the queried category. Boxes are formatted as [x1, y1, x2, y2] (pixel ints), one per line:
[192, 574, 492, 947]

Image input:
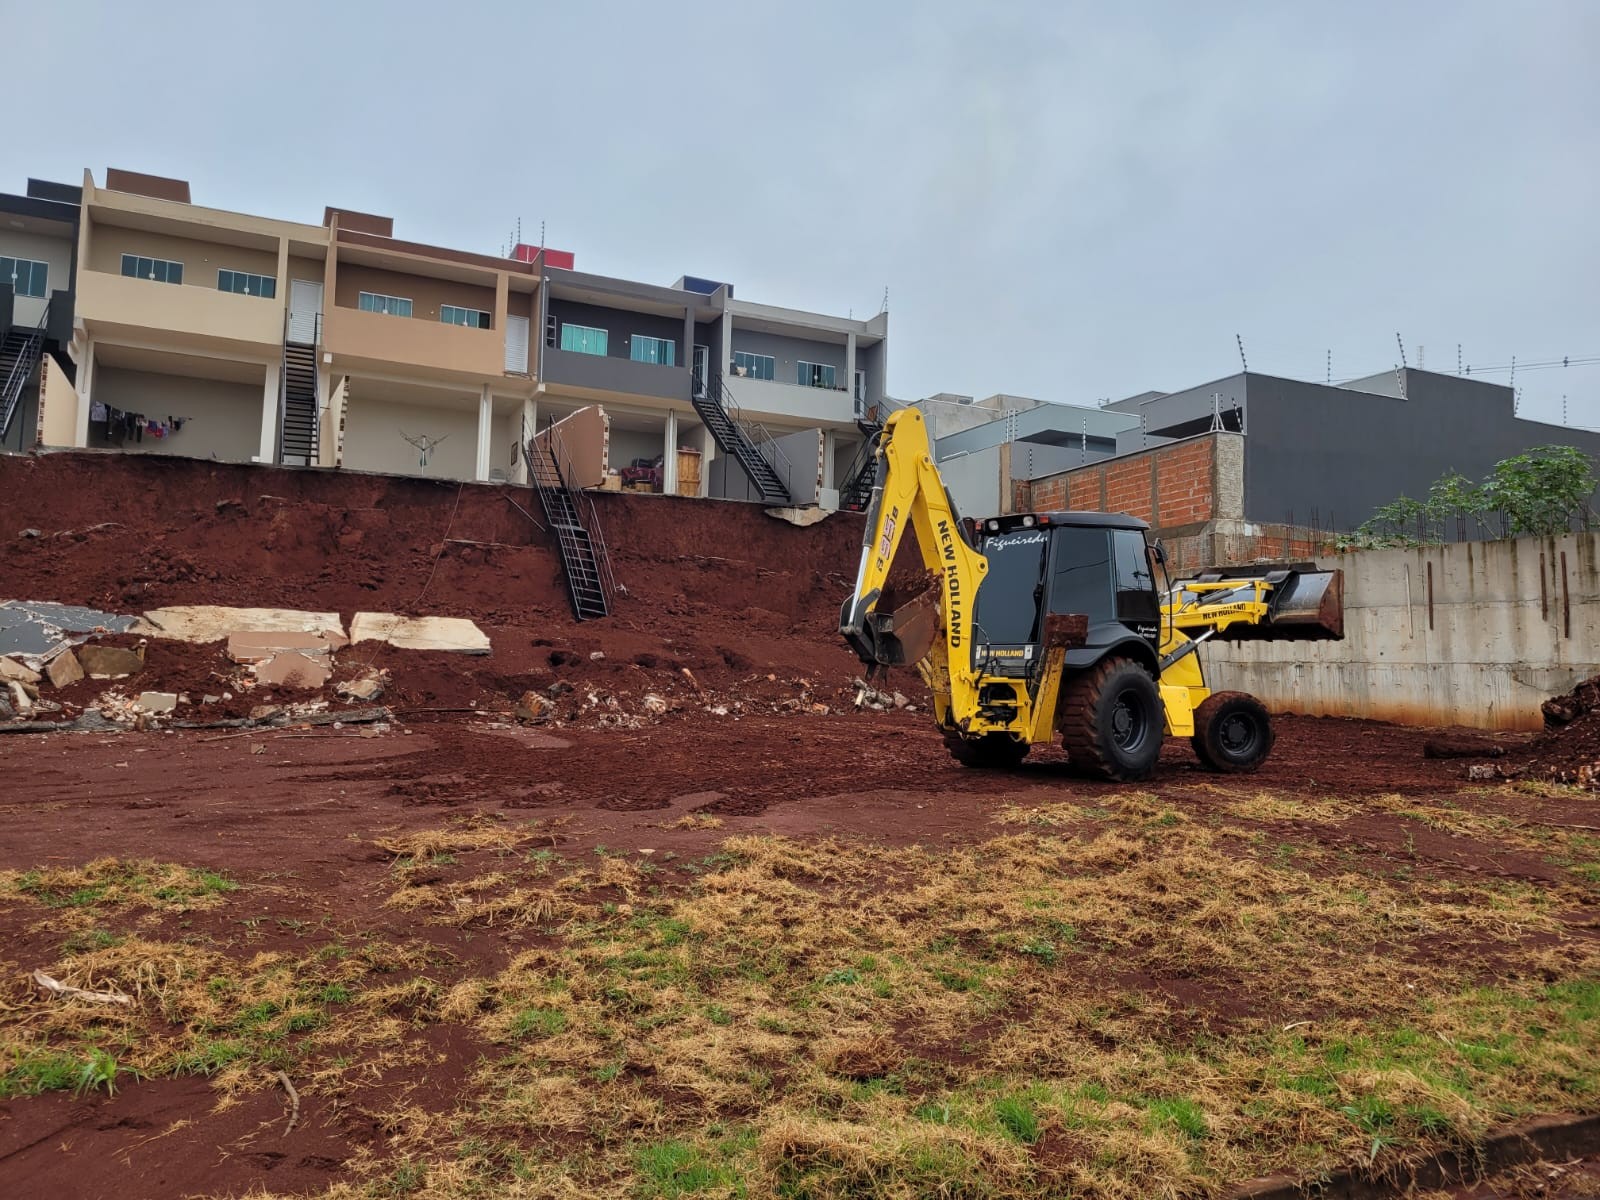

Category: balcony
[76, 269, 282, 353]
[723, 375, 858, 426]
[542, 347, 691, 402]
[323, 304, 504, 380]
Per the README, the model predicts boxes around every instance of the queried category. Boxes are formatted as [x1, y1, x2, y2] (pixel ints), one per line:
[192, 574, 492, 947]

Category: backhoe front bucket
[1192, 564, 1345, 641]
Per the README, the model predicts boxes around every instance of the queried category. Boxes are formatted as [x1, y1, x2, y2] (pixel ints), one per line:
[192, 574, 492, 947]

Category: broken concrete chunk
[336, 673, 386, 703]
[227, 630, 340, 665]
[45, 650, 84, 689]
[1466, 764, 1500, 781]
[589, 651, 605, 661]
[515, 691, 550, 723]
[10, 681, 34, 714]
[18, 528, 41, 538]
[0, 656, 41, 685]
[135, 692, 178, 715]
[641, 693, 668, 715]
[254, 651, 332, 689]
[350, 614, 490, 655]
[78, 644, 146, 678]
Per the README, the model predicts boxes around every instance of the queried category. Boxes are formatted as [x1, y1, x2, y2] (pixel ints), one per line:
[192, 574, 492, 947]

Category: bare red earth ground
[0, 453, 1594, 1198]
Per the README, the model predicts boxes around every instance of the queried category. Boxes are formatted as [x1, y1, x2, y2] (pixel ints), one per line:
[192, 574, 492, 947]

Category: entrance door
[693, 344, 709, 395]
[505, 315, 531, 373]
[287, 279, 323, 344]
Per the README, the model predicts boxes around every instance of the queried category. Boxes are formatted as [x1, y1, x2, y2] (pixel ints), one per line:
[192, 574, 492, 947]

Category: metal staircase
[528, 427, 616, 621]
[0, 305, 48, 446]
[837, 415, 884, 511]
[279, 313, 320, 465]
[690, 369, 791, 504]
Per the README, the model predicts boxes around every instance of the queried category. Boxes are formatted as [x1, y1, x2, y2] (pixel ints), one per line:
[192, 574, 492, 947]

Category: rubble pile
[1510, 674, 1600, 789]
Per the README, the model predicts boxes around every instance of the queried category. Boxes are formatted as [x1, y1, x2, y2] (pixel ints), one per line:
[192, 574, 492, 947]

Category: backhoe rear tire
[1191, 691, 1274, 773]
[1059, 657, 1164, 782]
[944, 731, 1029, 769]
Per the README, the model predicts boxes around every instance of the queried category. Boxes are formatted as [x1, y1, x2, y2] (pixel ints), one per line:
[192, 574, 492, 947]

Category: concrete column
[475, 386, 493, 482]
[275, 237, 290, 301]
[315, 367, 332, 466]
[259, 361, 280, 463]
[845, 332, 858, 416]
[516, 396, 536, 484]
[682, 307, 693, 370]
[719, 308, 733, 374]
[822, 429, 836, 489]
[493, 273, 510, 366]
[663, 410, 679, 495]
[73, 338, 95, 448]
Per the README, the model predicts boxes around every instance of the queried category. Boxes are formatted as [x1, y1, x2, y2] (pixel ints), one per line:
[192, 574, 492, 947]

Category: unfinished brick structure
[1013, 431, 1324, 570]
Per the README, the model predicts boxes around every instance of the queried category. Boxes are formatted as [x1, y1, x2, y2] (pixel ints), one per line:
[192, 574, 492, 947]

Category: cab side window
[1047, 527, 1113, 622]
[1114, 530, 1160, 625]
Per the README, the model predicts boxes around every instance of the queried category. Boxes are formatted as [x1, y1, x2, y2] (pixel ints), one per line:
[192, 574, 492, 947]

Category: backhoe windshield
[974, 529, 1048, 645]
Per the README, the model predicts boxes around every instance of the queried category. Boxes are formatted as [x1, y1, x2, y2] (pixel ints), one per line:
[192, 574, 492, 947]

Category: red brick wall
[1015, 434, 1217, 533]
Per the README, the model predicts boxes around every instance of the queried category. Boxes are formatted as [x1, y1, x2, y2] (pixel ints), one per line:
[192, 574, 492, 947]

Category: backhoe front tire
[1191, 691, 1274, 773]
[1059, 657, 1164, 782]
[944, 731, 1030, 769]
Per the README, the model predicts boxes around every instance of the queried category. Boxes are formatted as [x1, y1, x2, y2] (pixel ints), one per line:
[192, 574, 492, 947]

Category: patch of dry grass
[8, 792, 1599, 1199]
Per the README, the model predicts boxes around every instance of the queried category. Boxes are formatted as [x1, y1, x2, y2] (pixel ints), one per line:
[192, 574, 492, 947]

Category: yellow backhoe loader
[839, 408, 1343, 780]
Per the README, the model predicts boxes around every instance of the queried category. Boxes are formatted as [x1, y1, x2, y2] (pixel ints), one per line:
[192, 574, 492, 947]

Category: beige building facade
[11, 167, 889, 506]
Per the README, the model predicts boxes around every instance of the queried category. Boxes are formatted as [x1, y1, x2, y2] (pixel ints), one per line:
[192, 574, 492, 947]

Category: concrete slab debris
[226, 631, 342, 664]
[765, 506, 832, 528]
[253, 651, 332, 689]
[0, 655, 41, 685]
[78, 644, 146, 679]
[45, 650, 84, 689]
[0, 601, 138, 662]
[350, 614, 490, 655]
[7, 681, 29, 715]
[336, 672, 387, 702]
[133, 606, 346, 645]
[136, 692, 179, 714]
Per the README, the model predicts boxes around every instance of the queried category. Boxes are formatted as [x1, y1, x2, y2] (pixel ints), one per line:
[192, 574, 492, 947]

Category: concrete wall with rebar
[1204, 532, 1600, 731]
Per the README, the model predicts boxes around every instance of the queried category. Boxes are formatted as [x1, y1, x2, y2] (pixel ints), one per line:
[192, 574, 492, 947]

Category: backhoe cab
[839, 408, 1343, 781]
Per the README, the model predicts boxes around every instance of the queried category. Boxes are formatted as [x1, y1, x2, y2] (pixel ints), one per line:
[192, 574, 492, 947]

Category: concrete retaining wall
[1204, 533, 1600, 730]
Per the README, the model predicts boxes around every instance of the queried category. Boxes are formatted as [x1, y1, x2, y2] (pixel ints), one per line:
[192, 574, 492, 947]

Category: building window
[629, 334, 675, 366]
[732, 350, 774, 381]
[798, 360, 837, 389]
[441, 305, 491, 328]
[1, 257, 48, 298]
[121, 254, 183, 285]
[559, 323, 608, 356]
[217, 269, 276, 299]
[358, 291, 413, 317]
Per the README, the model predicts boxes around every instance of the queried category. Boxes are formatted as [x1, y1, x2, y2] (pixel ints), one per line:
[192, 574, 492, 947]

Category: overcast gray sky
[10, 1, 1598, 429]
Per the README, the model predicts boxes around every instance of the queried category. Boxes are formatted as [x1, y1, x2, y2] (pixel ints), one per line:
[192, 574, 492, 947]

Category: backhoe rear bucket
[840, 573, 942, 668]
[1192, 564, 1344, 641]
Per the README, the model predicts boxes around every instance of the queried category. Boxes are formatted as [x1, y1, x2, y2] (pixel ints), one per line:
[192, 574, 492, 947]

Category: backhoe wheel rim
[1111, 690, 1148, 751]
[1219, 712, 1259, 758]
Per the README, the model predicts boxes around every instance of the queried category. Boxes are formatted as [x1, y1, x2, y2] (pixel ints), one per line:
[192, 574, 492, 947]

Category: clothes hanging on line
[100, 406, 190, 444]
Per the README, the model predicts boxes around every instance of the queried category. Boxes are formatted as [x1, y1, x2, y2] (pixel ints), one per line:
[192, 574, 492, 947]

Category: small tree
[1340, 445, 1595, 549]
[1481, 445, 1595, 537]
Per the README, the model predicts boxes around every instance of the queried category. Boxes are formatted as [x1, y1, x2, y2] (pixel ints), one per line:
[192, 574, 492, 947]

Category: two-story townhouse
[0, 178, 81, 452]
[533, 264, 889, 504]
[319, 212, 547, 483]
[71, 169, 331, 466]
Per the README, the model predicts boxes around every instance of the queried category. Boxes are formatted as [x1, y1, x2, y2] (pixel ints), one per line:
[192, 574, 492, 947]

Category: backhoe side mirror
[1152, 539, 1168, 566]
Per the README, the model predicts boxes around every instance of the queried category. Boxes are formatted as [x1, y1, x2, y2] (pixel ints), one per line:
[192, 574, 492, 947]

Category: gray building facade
[1105, 369, 1600, 532]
